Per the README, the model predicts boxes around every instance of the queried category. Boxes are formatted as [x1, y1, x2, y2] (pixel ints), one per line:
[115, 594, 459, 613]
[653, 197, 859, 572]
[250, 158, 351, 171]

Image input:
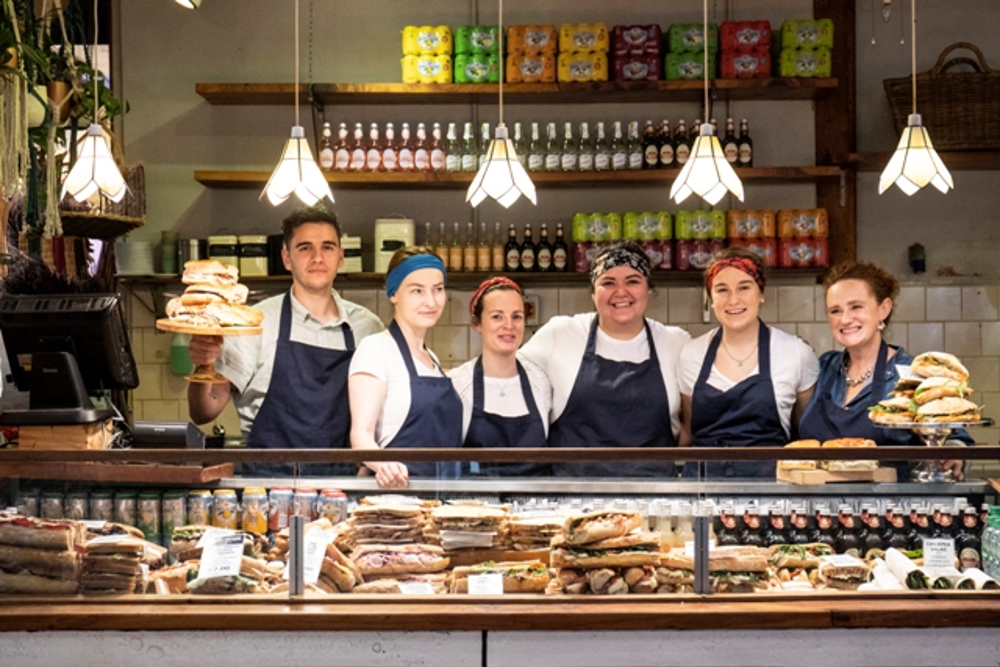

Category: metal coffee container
[177, 238, 206, 269]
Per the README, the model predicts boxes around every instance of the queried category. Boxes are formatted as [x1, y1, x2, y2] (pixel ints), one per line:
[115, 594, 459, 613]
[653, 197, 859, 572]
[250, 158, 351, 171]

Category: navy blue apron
[548, 318, 676, 478]
[798, 341, 912, 479]
[384, 320, 463, 478]
[682, 320, 784, 478]
[244, 293, 357, 477]
[463, 357, 550, 477]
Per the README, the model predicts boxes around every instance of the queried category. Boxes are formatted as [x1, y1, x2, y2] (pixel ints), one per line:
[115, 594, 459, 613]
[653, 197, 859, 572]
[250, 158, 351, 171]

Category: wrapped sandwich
[561, 511, 643, 546]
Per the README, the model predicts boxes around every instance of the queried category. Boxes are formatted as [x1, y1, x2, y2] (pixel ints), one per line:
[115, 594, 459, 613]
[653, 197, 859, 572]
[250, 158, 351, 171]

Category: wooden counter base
[2, 594, 999, 632]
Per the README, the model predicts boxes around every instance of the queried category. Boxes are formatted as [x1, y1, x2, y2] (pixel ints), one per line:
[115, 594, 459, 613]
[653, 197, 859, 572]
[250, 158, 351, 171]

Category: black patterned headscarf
[590, 241, 653, 284]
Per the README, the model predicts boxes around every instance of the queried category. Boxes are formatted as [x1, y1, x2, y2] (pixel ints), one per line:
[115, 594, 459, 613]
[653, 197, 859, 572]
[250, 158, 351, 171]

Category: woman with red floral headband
[448, 277, 551, 476]
[679, 248, 819, 477]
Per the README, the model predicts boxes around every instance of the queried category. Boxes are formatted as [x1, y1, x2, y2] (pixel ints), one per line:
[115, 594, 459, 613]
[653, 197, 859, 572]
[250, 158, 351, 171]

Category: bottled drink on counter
[594, 121, 611, 171]
[366, 123, 382, 172]
[527, 122, 544, 172]
[479, 122, 491, 170]
[435, 221, 449, 267]
[520, 223, 537, 272]
[764, 504, 788, 548]
[445, 122, 461, 172]
[692, 118, 702, 141]
[492, 221, 505, 271]
[738, 118, 754, 167]
[333, 122, 350, 171]
[642, 120, 658, 169]
[319, 121, 334, 171]
[544, 122, 560, 172]
[627, 121, 643, 170]
[956, 506, 982, 571]
[560, 122, 577, 172]
[886, 509, 910, 550]
[463, 221, 477, 272]
[513, 122, 527, 167]
[349, 122, 366, 171]
[382, 123, 398, 172]
[577, 122, 594, 171]
[674, 119, 690, 166]
[908, 508, 930, 549]
[610, 121, 627, 171]
[722, 117, 739, 165]
[430, 122, 446, 172]
[836, 507, 862, 557]
[717, 505, 741, 546]
[740, 506, 764, 547]
[449, 222, 463, 270]
[477, 221, 491, 271]
[398, 123, 415, 171]
[814, 508, 836, 548]
[536, 223, 553, 272]
[414, 123, 431, 171]
[932, 508, 955, 540]
[552, 222, 569, 272]
[504, 223, 520, 272]
[788, 505, 812, 545]
[863, 512, 886, 557]
[658, 119, 674, 168]
[461, 122, 477, 172]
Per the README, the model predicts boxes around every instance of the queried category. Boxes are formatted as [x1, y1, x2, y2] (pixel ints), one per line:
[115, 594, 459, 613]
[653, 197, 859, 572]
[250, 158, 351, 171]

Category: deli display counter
[1, 445, 999, 667]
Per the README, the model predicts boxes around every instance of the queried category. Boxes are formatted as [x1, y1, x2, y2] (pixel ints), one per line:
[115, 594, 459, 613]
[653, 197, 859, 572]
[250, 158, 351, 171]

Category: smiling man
[187, 206, 383, 476]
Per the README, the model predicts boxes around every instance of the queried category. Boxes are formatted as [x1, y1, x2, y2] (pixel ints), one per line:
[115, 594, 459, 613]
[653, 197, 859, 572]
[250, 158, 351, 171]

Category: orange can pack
[777, 208, 829, 238]
[507, 53, 557, 83]
[726, 210, 776, 239]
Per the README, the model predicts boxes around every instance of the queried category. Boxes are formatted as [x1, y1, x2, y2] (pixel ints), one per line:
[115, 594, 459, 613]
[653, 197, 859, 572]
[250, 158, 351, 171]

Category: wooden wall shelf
[195, 167, 841, 190]
[196, 79, 838, 106]
[842, 151, 1000, 172]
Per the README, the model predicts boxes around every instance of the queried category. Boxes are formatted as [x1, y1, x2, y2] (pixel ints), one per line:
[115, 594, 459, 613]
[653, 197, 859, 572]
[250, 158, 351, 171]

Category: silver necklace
[721, 337, 758, 367]
[494, 375, 516, 397]
[842, 358, 874, 387]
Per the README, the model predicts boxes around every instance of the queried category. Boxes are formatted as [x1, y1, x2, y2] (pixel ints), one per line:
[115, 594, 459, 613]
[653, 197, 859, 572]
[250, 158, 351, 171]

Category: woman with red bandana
[448, 277, 551, 476]
[679, 248, 819, 477]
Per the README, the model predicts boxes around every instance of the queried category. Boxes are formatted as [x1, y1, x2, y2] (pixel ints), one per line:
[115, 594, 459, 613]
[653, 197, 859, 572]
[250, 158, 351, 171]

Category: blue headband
[385, 254, 447, 298]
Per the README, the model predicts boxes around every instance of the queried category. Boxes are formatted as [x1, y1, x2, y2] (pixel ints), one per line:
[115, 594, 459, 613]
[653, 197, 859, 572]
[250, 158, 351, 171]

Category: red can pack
[613, 55, 661, 81]
[731, 238, 777, 267]
[720, 21, 771, 51]
[677, 239, 721, 271]
[611, 25, 662, 57]
[779, 238, 823, 267]
[640, 240, 672, 270]
[720, 47, 771, 78]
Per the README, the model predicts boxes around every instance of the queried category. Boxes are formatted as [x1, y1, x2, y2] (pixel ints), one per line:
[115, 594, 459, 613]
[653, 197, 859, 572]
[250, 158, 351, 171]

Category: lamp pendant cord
[911, 0, 916, 116]
[703, 0, 709, 124]
[295, 0, 300, 127]
[498, 0, 503, 127]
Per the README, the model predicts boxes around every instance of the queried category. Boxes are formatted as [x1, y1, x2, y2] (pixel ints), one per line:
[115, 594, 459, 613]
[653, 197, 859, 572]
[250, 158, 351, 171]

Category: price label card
[467, 572, 504, 595]
[896, 364, 916, 380]
[81, 520, 109, 530]
[922, 538, 956, 569]
[196, 526, 237, 548]
[196, 533, 244, 580]
[399, 581, 436, 595]
[301, 530, 334, 584]
[684, 540, 695, 558]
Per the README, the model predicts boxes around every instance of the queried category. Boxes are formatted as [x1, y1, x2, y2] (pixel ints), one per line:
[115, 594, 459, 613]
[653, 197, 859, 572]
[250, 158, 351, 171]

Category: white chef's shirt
[448, 355, 552, 440]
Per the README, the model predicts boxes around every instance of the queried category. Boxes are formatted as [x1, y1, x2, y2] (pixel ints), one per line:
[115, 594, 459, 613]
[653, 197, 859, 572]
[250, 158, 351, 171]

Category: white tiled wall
[126, 282, 1000, 464]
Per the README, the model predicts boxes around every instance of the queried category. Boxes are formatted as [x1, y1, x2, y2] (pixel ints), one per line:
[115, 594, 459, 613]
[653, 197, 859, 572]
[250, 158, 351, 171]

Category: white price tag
[81, 520, 109, 530]
[398, 581, 435, 595]
[302, 530, 334, 584]
[467, 572, 504, 595]
[895, 364, 917, 380]
[821, 554, 866, 567]
[922, 538, 956, 569]
[196, 533, 244, 580]
[196, 526, 237, 548]
[684, 540, 695, 558]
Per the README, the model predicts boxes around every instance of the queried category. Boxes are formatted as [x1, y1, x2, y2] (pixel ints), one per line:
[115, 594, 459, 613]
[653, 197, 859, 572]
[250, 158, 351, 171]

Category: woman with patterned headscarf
[678, 247, 819, 478]
[519, 240, 690, 477]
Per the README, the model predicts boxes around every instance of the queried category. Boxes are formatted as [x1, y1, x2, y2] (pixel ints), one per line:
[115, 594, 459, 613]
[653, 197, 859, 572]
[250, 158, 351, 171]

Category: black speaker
[132, 421, 206, 449]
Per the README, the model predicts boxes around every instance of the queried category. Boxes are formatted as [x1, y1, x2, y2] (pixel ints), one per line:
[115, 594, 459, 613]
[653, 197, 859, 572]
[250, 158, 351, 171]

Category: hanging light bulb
[261, 0, 333, 207]
[175, 0, 202, 8]
[466, 0, 536, 208]
[670, 0, 743, 205]
[63, 0, 128, 203]
[879, 0, 952, 195]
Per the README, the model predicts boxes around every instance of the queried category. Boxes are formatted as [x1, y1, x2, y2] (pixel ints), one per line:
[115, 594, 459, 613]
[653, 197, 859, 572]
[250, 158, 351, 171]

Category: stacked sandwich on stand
[164, 260, 263, 329]
[870, 351, 980, 424]
[508, 515, 563, 551]
[0, 516, 85, 594]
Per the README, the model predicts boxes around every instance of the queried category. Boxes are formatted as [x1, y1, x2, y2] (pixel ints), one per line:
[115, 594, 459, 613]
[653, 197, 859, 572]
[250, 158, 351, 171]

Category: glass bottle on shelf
[520, 223, 536, 272]
[435, 221, 449, 268]
[423, 221, 433, 247]
[552, 222, 569, 272]
[463, 221, 477, 272]
[544, 122, 560, 172]
[504, 223, 521, 272]
[692, 118, 702, 141]
[738, 118, 754, 167]
[658, 119, 674, 168]
[414, 123, 431, 171]
[430, 122, 446, 172]
[477, 221, 491, 271]
[674, 119, 691, 166]
[642, 120, 658, 170]
[398, 122, 415, 172]
[513, 122, 527, 167]
[627, 120, 643, 170]
[479, 122, 491, 170]
[366, 122, 382, 172]
[610, 121, 627, 171]
[492, 221, 505, 271]
[577, 122, 594, 172]
[382, 122, 398, 172]
[527, 122, 544, 172]
[722, 117, 739, 166]
[349, 122, 366, 171]
[535, 223, 553, 272]
[445, 122, 461, 172]
[449, 221, 464, 271]
[560, 122, 577, 172]
[333, 122, 350, 171]
[461, 122, 477, 172]
[594, 121, 610, 171]
[318, 121, 334, 171]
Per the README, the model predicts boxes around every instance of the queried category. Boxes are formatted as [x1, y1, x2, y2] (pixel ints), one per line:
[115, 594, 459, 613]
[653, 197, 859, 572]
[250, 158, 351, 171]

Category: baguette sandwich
[817, 554, 870, 590]
[561, 511, 643, 546]
[0, 516, 87, 551]
[319, 542, 365, 593]
[448, 560, 550, 594]
[768, 543, 835, 569]
[660, 546, 771, 593]
[187, 556, 270, 594]
[351, 543, 450, 576]
[550, 531, 662, 569]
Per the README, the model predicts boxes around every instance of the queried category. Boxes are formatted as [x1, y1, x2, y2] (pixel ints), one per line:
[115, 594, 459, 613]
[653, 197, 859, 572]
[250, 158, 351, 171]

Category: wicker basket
[884, 42, 1000, 150]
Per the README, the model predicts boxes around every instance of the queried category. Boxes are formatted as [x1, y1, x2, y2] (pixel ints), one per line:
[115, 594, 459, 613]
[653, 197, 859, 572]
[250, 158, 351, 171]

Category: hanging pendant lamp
[261, 0, 333, 206]
[670, 0, 743, 205]
[175, 0, 202, 8]
[62, 0, 128, 203]
[466, 0, 536, 208]
[879, 0, 953, 195]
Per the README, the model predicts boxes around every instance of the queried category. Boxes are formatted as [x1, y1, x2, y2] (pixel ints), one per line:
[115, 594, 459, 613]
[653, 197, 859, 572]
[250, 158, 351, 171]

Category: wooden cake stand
[156, 318, 262, 384]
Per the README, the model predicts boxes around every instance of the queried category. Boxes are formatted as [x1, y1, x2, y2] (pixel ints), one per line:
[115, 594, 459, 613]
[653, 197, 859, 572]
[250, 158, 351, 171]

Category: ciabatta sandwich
[550, 531, 661, 569]
[916, 397, 981, 423]
[778, 439, 820, 471]
[913, 376, 972, 405]
[868, 396, 917, 424]
[911, 351, 970, 382]
[820, 438, 878, 472]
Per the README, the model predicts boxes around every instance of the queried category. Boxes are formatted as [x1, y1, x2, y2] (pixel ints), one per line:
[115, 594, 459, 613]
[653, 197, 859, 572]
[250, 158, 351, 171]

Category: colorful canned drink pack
[779, 238, 829, 267]
[726, 210, 777, 239]
[401, 54, 453, 83]
[558, 52, 608, 82]
[676, 239, 725, 271]
[666, 23, 719, 54]
[665, 52, 717, 80]
[401, 25, 453, 56]
[455, 53, 500, 83]
[675, 210, 726, 240]
[507, 25, 558, 56]
[506, 53, 557, 83]
[611, 25, 662, 57]
[729, 238, 778, 267]
[779, 19, 834, 50]
[613, 55, 660, 81]
[455, 25, 500, 55]
[720, 21, 772, 51]
[720, 48, 771, 78]
[559, 23, 610, 54]
[777, 209, 829, 238]
[778, 47, 832, 78]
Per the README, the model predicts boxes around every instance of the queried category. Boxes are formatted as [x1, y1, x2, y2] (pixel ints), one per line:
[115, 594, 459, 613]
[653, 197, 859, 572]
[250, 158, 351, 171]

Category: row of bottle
[317, 118, 756, 174]
[718, 502, 988, 568]
[424, 221, 571, 273]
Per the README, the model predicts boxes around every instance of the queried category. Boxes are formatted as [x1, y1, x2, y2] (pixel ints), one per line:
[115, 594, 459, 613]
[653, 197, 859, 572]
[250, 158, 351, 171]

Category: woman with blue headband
[349, 246, 462, 487]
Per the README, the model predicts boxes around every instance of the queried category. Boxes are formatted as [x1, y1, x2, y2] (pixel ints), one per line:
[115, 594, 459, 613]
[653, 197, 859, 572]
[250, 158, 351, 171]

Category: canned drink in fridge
[737, 238, 777, 267]
[574, 241, 592, 272]
[212, 489, 239, 530]
[317, 489, 349, 525]
[161, 491, 186, 544]
[658, 239, 673, 270]
[40, 491, 64, 520]
[89, 490, 113, 522]
[187, 490, 213, 526]
[138, 491, 162, 542]
[779, 238, 816, 267]
[65, 491, 89, 521]
[674, 211, 692, 239]
[293, 488, 318, 521]
[656, 212, 673, 240]
[636, 212, 661, 241]
[572, 213, 591, 242]
[676, 239, 694, 271]
[709, 211, 727, 239]
[114, 491, 138, 527]
[268, 487, 294, 532]
[605, 213, 623, 240]
[812, 237, 829, 266]
[623, 212, 641, 240]
[639, 241, 664, 269]
[16, 488, 39, 518]
[689, 210, 714, 240]
[690, 240, 716, 270]
[240, 487, 268, 535]
[777, 208, 828, 238]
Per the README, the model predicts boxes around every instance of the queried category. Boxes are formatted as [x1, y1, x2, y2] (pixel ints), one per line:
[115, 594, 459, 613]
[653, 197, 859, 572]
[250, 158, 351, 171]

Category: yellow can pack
[401, 54, 453, 83]
[402, 25, 453, 56]
[779, 19, 834, 50]
[559, 23, 609, 54]
[558, 52, 608, 82]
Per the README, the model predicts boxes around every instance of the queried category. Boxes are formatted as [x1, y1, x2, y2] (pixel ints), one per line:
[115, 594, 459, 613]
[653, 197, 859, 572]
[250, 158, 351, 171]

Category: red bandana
[469, 276, 522, 318]
[706, 257, 765, 292]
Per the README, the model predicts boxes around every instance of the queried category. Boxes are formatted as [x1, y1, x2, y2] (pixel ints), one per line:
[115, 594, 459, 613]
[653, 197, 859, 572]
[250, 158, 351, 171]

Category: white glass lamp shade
[175, 0, 202, 8]
[62, 123, 128, 203]
[878, 114, 954, 195]
[261, 125, 334, 206]
[466, 125, 537, 208]
[670, 123, 744, 206]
